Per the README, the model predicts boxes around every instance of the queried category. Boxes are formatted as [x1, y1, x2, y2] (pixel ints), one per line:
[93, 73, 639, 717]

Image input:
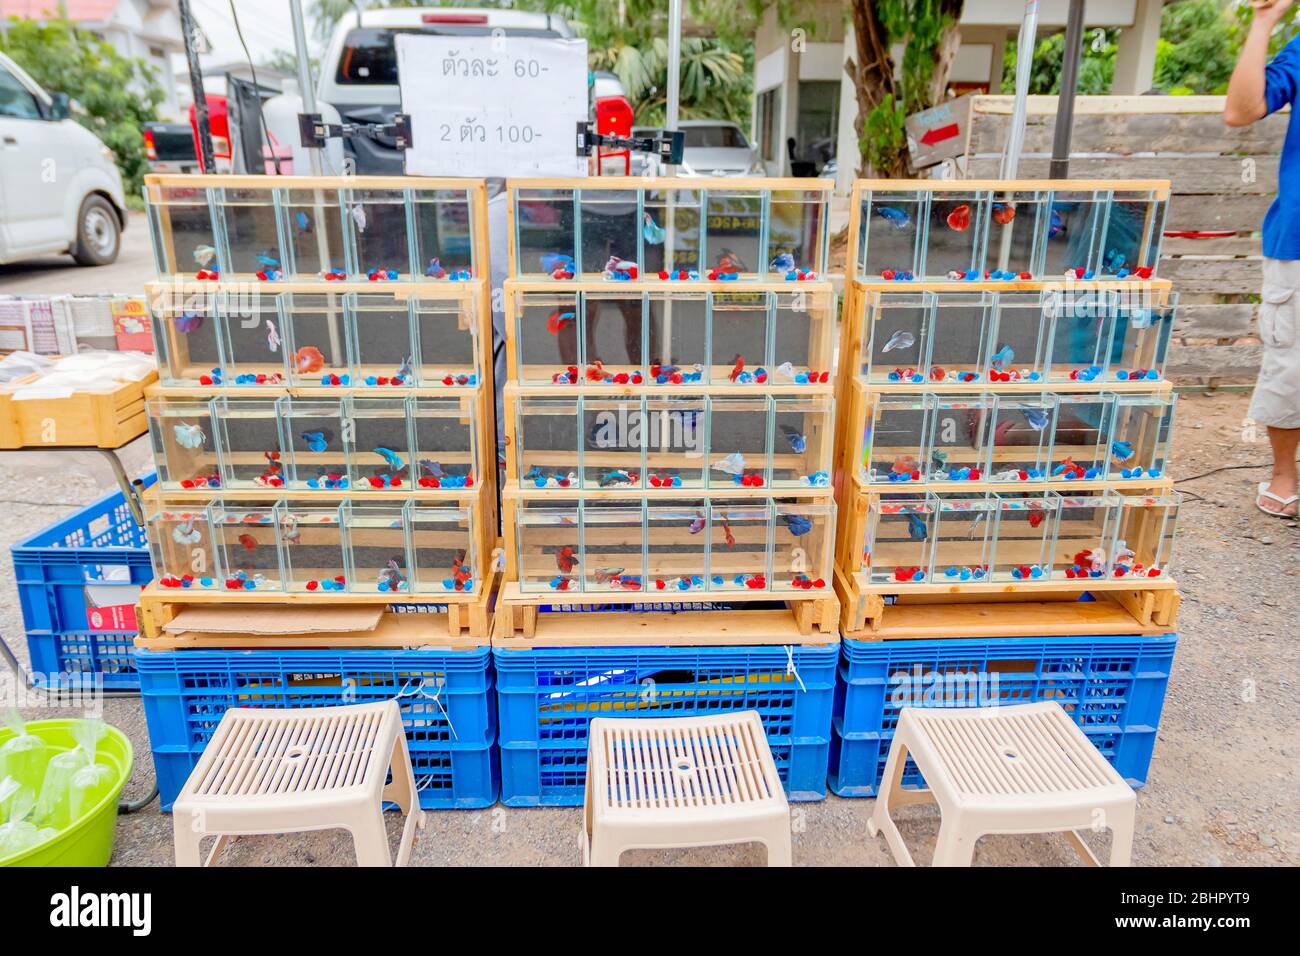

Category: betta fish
[593, 568, 624, 584]
[992, 202, 1016, 225]
[599, 469, 634, 487]
[715, 249, 747, 272]
[711, 452, 745, 476]
[1024, 407, 1050, 431]
[373, 447, 406, 471]
[546, 310, 576, 335]
[1104, 248, 1128, 273]
[781, 513, 812, 536]
[172, 515, 202, 545]
[881, 329, 916, 354]
[236, 533, 258, 552]
[1027, 509, 1046, 529]
[419, 460, 447, 479]
[294, 211, 312, 233]
[875, 206, 911, 229]
[300, 429, 334, 453]
[780, 425, 807, 454]
[729, 355, 745, 382]
[280, 513, 302, 544]
[350, 204, 368, 233]
[294, 346, 325, 374]
[931, 450, 949, 472]
[523, 465, 543, 482]
[989, 343, 1015, 370]
[539, 253, 575, 274]
[688, 512, 706, 535]
[396, 356, 413, 381]
[266, 318, 281, 353]
[769, 252, 795, 272]
[1048, 207, 1066, 239]
[720, 514, 735, 547]
[425, 258, 447, 279]
[642, 213, 666, 245]
[174, 311, 204, 334]
[193, 245, 218, 267]
[775, 361, 796, 379]
[255, 253, 280, 269]
[891, 454, 919, 475]
[907, 511, 927, 542]
[556, 546, 577, 573]
[1110, 440, 1135, 464]
[946, 204, 972, 232]
[604, 256, 637, 275]
[173, 423, 206, 449]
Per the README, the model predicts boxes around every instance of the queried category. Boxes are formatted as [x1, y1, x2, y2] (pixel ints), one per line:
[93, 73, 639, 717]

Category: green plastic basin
[0, 719, 133, 867]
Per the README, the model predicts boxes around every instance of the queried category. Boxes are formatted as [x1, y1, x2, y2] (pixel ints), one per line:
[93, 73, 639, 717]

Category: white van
[0, 52, 128, 266]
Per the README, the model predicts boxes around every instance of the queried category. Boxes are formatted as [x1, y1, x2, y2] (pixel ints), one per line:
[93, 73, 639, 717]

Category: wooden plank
[491, 606, 840, 649]
[972, 94, 1262, 116]
[135, 610, 489, 650]
[1161, 257, 1261, 293]
[1162, 238, 1261, 257]
[970, 111, 1289, 156]
[1168, 194, 1272, 233]
[964, 156, 1278, 195]
[507, 176, 831, 191]
[1166, 343, 1263, 380]
[1173, 303, 1258, 338]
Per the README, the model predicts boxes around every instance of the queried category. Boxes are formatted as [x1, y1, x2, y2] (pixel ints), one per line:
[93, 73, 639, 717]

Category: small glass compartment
[220, 293, 290, 386]
[348, 293, 418, 387]
[645, 394, 706, 488]
[1049, 491, 1121, 580]
[863, 495, 935, 584]
[703, 187, 764, 278]
[926, 293, 993, 386]
[514, 186, 576, 279]
[410, 187, 475, 279]
[862, 395, 929, 485]
[990, 492, 1058, 582]
[583, 292, 644, 382]
[214, 396, 288, 489]
[925, 189, 989, 278]
[772, 395, 832, 488]
[1111, 493, 1179, 578]
[768, 188, 829, 276]
[646, 292, 707, 383]
[413, 292, 479, 386]
[1106, 394, 1175, 480]
[710, 291, 770, 384]
[1051, 394, 1115, 480]
[284, 397, 349, 491]
[150, 289, 222, 386]
[514, 291, 579, 385]
[646, 501, 708, 593]
[346, 396, 413, 490]
[706, 500, 771, 592]
[987, 393, 1057, 481]
[147, 398, 220, 491]
[343, 187, 412, 278]
[772, 289, 834, 381]
[582, 396, 644, 489]
[1110, 290, 1175, 382]
[986, 291, 1051, 383]
[986, 188, 1049, 279]
[279, 501, 348, 592]
[212, 501, 283, 592]
[215, 185, 282, 279]
[862, 292, 929, 383]
[1097, 189, 1166, 278]
[517, 396, 580, 489]
[858, 188, 926, 280]
[1045, 288, 1119, 383]
[408, 501, 477, 594]
[927, 395, 994, 482]
[709, 396, 770, 489]
[1043, 190, 1107, 277]
[580, 187, 639, 278]
[773, 500, 834, 590]
[411, 396, 476, 487]
[144, 181, 220, 278]
[280, 292, 352, 387]
[642, 187, 703, 275]
[929, 494, 996, 581]
[280, 187, 348, 278]
[146, 499, 220, 589]
[516, 500, 581, 593]
[581, 501, 646, 593]
[345, 502, 412, 594]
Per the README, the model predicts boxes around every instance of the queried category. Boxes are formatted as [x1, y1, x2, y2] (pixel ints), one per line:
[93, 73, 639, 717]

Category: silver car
[634, 120, 766, 176]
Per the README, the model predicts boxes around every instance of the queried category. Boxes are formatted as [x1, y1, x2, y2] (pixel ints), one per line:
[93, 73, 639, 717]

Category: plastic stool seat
[582, 711, 792, 866]
[867, 702, 1137, 866]
[172, 701, 425, 867]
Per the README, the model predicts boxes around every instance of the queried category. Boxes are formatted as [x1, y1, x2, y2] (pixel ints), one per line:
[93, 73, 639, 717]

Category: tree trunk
[844, 0, 897, 177]
[927, 18, 963, 106]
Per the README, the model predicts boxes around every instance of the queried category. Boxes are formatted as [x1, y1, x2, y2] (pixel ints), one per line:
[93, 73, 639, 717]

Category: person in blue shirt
[1226, 0, 1300, 516]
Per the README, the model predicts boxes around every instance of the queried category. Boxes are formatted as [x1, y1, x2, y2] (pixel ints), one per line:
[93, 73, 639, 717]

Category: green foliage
[1001, 29, 1116, 95]
[591, 36, 749, 125]
[878, 0, 963, 114]
[0, 15, 162, 193]
[862, 94, 907, 176]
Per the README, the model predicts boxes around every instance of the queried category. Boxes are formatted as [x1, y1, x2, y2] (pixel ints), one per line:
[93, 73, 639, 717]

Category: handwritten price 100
[440, 123, 539, 144]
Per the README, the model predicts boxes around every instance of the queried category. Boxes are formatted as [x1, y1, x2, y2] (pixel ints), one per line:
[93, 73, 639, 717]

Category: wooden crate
[0, 368, 156, 450]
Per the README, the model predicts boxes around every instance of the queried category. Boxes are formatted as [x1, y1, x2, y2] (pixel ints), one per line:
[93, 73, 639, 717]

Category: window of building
[756, 87, 780, 162]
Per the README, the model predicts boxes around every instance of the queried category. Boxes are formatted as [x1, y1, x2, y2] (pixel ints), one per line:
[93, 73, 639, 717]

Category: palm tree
[592, 36, 748, 125]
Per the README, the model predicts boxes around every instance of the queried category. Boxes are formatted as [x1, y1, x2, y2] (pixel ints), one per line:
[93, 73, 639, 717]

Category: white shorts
[1248, 258, 1300, 430]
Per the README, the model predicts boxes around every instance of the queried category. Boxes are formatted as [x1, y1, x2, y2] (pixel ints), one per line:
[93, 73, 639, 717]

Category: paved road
[0, 211, 155, 296]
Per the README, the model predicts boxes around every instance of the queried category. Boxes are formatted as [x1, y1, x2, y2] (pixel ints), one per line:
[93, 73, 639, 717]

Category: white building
[752, 0, 1168, 188]
[1, 0, 188, 117]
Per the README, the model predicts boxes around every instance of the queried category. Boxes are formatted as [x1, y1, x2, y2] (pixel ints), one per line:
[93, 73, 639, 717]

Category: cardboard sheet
[162, 604, 384, 636]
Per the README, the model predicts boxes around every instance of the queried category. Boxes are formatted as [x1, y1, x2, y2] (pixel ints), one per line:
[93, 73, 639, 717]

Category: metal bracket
[300, 113, 414, 150]
[575, 122, 684, 165]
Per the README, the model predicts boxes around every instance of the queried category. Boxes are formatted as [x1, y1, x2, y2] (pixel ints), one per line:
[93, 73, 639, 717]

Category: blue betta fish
[373, 447, 406, 471]
[781, 513, 813, 536]
[539, 253, 575, 273]
[769, 252, 795, 273]
[300, 429, 334, 453]
[255, 253, 280, 269]
[294, 211, 312, 232]
[779, 425, 807, 454]
[642, 213, 666, 245]
[1048, 208, 1066, 239]
[1110, 440, 1135, 464]
[907, 511, 927, 542]
[688, 512, 706, 535]
[876, 206, 911, 229]
[990, 343, 1015, 370]
[1023, 407, 1049, 431]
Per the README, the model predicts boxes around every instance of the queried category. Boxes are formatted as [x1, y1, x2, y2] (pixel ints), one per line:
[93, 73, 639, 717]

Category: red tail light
[595, 96, 634, 137]
[143, 128, 157, 160]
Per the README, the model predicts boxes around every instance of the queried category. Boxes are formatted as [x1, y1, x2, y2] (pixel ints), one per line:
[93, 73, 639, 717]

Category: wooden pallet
[492, 581, 838, 648]
[135, 560, 500, 647]
[834, 565, 1179, 641]
[0, 368, 156, 450]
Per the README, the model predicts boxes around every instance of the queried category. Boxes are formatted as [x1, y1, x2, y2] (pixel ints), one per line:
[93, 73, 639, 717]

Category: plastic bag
[69, 720, 114, 821]
[35, 718, 104, 830]
[0, 708, 46, 794]
[0, 785, 54, 859]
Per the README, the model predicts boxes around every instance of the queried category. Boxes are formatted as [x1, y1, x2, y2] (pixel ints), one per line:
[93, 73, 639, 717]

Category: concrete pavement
[0, 211, 155, 296]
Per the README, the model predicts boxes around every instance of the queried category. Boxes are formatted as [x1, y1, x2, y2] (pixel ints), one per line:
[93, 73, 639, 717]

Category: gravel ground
[1, 392, 1295, 866]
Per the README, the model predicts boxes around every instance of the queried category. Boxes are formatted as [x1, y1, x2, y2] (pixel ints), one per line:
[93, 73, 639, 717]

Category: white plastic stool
[867, 701, 1136, 867]
[172, 701, 425, 867]
[581, 711, 792, 867]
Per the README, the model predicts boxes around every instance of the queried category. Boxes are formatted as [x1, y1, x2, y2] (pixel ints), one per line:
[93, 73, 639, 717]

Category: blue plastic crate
[829, 633, 1178, 797]
[494, 643, 838, 806]
[10, 476, 155, 689]
[135, 647, 498, 810]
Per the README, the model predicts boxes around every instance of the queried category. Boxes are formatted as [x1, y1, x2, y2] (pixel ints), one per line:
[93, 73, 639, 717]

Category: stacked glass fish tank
[841, 178, 1180, 619]
[142, 175, 494, 610]
[503, 178, 837, 603]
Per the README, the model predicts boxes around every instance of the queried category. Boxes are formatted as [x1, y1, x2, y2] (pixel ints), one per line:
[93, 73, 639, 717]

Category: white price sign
[396, 35, 589, 177]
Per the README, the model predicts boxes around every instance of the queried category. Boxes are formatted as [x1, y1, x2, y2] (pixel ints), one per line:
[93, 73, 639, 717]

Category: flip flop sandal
[1256, 481, 1299, 518]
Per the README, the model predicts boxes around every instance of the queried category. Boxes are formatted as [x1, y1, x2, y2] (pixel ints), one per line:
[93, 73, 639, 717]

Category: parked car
[0, 52, 127, 266]
[317, 7, 575, 174]
[632, 120, 765, 177]
[143, 120, 200, 174]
